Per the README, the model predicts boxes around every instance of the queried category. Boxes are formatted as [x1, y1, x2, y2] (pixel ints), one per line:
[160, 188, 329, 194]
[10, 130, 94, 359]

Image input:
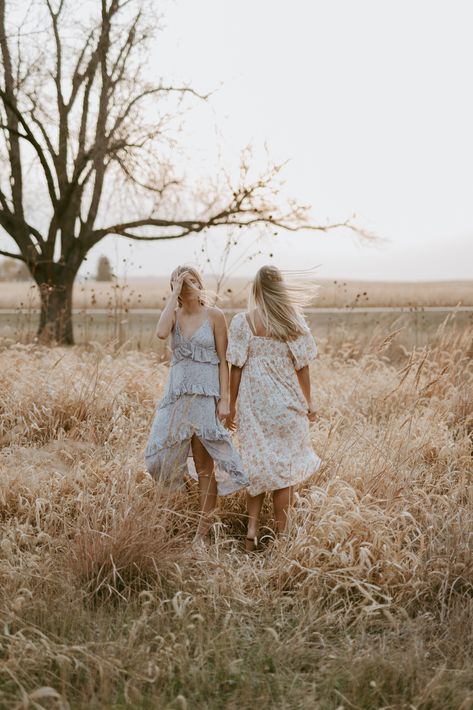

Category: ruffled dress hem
[245, 454, 322, 497]
[158, 385, 221, 408]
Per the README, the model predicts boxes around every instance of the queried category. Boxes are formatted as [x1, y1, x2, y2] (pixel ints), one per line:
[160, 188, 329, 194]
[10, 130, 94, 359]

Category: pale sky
[88, 0, 473, 280]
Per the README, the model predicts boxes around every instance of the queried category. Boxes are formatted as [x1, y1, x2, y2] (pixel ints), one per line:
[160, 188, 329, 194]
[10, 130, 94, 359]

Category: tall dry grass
[0, 329, 472, 708]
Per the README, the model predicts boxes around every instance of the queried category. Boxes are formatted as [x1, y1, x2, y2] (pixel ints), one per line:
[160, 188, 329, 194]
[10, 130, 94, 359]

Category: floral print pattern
[227, 312, 321, 496]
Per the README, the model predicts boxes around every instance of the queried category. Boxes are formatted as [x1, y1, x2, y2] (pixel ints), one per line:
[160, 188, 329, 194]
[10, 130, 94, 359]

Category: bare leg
[191, 436, 217, 540]
[246, 492, 265, 545]
[272, 486, 294, 534]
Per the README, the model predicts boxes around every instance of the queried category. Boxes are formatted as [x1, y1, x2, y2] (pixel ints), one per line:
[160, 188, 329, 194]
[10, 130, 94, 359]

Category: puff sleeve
[227, 312, 251, 367]
[287, 328, 318, 370]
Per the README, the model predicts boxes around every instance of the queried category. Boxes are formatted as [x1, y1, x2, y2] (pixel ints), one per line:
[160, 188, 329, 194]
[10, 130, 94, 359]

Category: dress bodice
[246, 335, 294, 365]
[171, 317, 220, 366]
[226, 312, 318, 371]
[160, 315, 221, 407]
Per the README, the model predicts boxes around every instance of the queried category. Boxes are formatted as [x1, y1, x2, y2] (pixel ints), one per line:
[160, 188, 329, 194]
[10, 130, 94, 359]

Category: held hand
[217, 398, 230, 423]
[224, 404, 238, 432]
[307, 403, 317, 423]
[225, 417, 238, 432]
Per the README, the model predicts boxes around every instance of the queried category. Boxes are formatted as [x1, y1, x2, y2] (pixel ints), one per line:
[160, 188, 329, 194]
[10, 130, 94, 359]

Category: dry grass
[1, 330, 473, 708]
[1, 277, 473, 310]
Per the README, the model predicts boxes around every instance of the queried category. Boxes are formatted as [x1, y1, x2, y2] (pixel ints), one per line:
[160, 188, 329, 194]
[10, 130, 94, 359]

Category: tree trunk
[37, 277, 74, 345]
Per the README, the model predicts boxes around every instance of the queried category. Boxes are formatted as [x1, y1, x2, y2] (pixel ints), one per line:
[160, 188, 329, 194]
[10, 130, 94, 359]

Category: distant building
[96, 255, 113, 282]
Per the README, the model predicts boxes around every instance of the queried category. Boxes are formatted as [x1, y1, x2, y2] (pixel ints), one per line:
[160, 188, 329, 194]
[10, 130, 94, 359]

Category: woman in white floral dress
[226, 265, 321, 550]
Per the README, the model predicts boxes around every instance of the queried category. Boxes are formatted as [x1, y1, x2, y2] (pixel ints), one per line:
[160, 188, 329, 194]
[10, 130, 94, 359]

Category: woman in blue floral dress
[145, 265, 248, 540]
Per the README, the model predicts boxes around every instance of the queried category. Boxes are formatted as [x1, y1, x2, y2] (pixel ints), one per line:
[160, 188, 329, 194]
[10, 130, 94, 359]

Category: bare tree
[0, 0, 359, 344]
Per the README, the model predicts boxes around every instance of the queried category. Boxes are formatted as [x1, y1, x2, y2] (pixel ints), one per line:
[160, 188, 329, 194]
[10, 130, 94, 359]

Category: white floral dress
[227, 312, 321, 496]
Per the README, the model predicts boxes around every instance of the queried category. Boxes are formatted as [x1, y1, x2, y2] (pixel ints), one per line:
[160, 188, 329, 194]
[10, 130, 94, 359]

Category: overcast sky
[94, 0, 473, 280]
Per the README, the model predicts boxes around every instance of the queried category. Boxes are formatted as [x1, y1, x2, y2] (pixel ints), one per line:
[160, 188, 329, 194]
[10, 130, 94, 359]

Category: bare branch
[108, 85, 208, 142]
[92, 216, 363, 244]
[0, 122, 26, 137]
[0, 186, 10, 211]
[0, 89, 58, 205]
[0, 210, 44, 245]
[89, 218, 201, 246]
[68, 28, 96, 107]
[82, 0, 118, 231]
[0, 0, 25, 220]
[44, 0, 66, 109]
[108, 9, 141, 89]
[108, 231, 193, 241]
[28, 104, 57, 162]
[44, 0, 69, 192]
[110, 150, 179, 196]
[0, 247, 25, 261]
[76, 54, 99, 162]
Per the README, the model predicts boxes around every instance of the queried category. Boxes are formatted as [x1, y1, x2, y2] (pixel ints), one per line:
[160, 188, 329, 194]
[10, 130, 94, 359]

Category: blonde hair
[248, 265, 317, 341]
[170, 265, 211, 307]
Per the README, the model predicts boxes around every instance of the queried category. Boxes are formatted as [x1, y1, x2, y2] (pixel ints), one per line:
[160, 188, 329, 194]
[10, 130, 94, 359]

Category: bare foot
[245, 537, 258, 552]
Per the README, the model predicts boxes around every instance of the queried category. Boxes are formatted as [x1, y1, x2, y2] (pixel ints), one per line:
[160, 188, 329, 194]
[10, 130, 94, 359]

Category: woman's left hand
[224, 403, 237, 431]
[217, 398, 230, 423]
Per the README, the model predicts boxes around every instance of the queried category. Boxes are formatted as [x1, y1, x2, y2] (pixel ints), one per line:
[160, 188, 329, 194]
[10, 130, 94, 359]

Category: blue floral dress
[145, 314, 248, 495]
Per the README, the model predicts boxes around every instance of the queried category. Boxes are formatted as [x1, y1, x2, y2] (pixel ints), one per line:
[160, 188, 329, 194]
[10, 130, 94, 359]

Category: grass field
[1, 327, 472, 708]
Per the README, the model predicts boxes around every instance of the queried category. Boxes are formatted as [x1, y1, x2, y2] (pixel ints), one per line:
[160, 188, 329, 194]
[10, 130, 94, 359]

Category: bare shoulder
[207, 306, 227, 327]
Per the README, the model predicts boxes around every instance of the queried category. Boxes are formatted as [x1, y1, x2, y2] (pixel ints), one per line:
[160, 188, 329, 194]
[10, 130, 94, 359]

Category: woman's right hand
[170, 270, 189, 297]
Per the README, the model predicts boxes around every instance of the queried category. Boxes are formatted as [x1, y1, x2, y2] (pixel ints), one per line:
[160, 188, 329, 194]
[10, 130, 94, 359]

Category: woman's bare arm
[227, 365, 243, 430]
[155, 271, 189, 339]
[155, 292, 178, 339]
[296, 365, 316, 421]
[212, 308, 230, 421]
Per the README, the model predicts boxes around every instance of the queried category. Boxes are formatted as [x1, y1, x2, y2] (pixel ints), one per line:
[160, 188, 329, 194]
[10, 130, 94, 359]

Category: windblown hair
[170, 265, 211, 307]
[248, 265, 317, 341]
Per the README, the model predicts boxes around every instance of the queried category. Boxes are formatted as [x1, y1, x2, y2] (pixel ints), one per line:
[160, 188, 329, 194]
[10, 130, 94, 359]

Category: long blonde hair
[248, 265, 317, 340]
[170, 265, 211, 307]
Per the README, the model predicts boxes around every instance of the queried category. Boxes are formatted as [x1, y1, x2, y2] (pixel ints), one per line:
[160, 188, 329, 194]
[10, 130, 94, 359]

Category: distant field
[1, 277, 472, 351]
[0, 277, 472, 310]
